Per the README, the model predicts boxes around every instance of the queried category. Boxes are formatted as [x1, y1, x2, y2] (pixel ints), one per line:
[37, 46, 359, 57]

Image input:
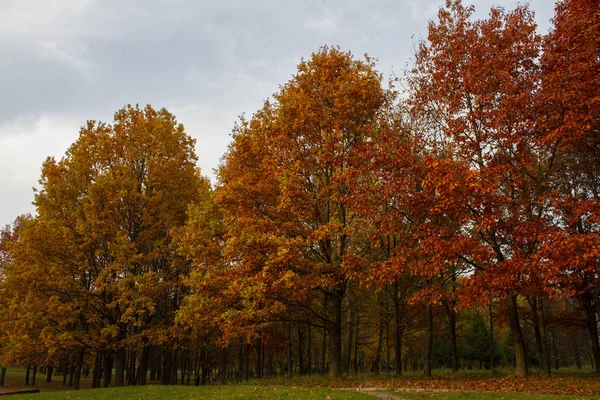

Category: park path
[341, 387, 408, 399]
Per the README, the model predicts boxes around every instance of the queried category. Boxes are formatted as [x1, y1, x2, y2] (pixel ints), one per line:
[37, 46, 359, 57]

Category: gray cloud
[0, 0, 556, 227]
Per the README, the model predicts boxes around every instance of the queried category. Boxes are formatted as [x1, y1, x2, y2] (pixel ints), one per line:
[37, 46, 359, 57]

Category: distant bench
[0, 389, 40, 396]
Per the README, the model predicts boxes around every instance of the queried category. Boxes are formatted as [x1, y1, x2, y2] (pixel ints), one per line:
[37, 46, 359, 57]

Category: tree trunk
[373, 293, 384, 374]
[136, 345, 150, 385]
[128, 350, 137, 386]
[92, 351, 102, 388]
[354, 313, 360, 374]
[424, 304, 433, 377]
[103, 350, 113, 388]
[220, 347, 228, 384]
[307, 321, 312, 375]
[73, 347, 85, 390]
[24, 364, 30, 385]
[297, 324, 304, 376]
[343, 285, 355, 374]
[287, 319, 293, 377]
[255, 336, 262, 379]
[114, 347, 127, 387]
[31, 365, 37, 386]
[506, 293, 528, 377]
[393, 283, 403, 376]
[113, 324, 128, 387]
[489, 301, 495, 370]
[46, 366, 53, 383]
[583, 292, 600, 373]
[328, 290, 343, 377]
[62, 360, 68, 386]
[0, 368, 6, 387]
[447, 305, 458, 372]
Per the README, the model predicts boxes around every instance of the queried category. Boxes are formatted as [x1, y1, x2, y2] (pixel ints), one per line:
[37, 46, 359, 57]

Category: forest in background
[0, 0, 598, 390]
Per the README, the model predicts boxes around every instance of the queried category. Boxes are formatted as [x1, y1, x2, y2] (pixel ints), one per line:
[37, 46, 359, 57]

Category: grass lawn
[3, 385, 373, 399]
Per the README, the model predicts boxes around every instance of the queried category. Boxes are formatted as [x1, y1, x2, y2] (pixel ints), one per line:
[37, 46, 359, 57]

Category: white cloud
[0, 113, 82, 224]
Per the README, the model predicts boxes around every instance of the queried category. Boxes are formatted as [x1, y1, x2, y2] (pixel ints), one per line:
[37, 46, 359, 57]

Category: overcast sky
[0, 0, 556, 227]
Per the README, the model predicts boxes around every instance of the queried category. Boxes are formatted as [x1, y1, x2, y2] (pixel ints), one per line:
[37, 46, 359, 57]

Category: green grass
[4, 385, 373, 400]
[398, 390, 599, 400]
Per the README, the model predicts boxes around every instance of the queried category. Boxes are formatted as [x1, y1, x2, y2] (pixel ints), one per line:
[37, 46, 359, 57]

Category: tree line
[0, 0, 598, 389]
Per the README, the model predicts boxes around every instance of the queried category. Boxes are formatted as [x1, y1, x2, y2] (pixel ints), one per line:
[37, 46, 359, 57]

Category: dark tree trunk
[307, 322, 312, 375]
[354, 314, 360, 374]
[393, 283, 403, 376]
[583, 292, 600, 373]
[506, 293, 528, 377]
[31, 365, 37, 386]
[24, 364, 31, 385]
[446, 304, 458, 372]
[424, 304, 433, 377]
[529, 297, 551, 375]
[373, 294, 384, 374]
[62, 361, 68, 386]
[328, 290, 343, 377]
[343, 286, 355, 374]
[73, 347, 86, 390]
[255, 336, 262, 379]
[103, 351, 113, 388]
[0, 368, 6, 387]
[297, 324, 304, 376]
[68, 363, 74, 387]
[128, 350, 137, 386]
[136, 346, 150, 385]
[489, 301, 495, 370]
[92, 351, 102, 388]
[287, 319, 293, 376]
[46, 366, 53, 383]
[237, 339, 243, 383]
[220, 347, 228, 384]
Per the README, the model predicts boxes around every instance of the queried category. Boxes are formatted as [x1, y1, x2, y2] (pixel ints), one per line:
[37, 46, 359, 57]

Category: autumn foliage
[1, 0, 599, 394]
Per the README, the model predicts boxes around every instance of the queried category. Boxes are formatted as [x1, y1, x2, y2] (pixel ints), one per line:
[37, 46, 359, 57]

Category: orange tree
[539, 0, 600, 372]
[192, 47, 390, 376]
[406, 0, 555, 377]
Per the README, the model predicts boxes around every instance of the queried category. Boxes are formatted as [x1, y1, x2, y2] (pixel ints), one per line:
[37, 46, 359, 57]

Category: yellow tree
[32, 104, 206, 387]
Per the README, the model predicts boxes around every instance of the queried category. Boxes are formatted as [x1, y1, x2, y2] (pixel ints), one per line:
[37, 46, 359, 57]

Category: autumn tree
[539, 0, 600, 372]
[407, 0, 555, 377]
[21, 104, 206, 388]
[199, 47, 390, 377]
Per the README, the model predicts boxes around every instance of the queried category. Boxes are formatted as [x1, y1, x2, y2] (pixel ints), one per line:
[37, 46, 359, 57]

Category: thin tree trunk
[354, 313, 360, 374]
[506, 293, 528, 377]
[24, 364, 30, 385]
[393, 283, 402, 376]
[343, 285, 355, 374]
[446, 304, 458, 372]
[73, 347, 85, 390]
[136, 346, 150, 385]
[489, 300, 495, 370]
[0, 368, 6, 387]
[31, 365, 37, 386]
[92, 351, 102, 388]
[46, 366, 53, 383]
[424, 304, 433, 377]
[287, 319, 293, 377]
[307, 321, 312, 375]
[103, 350, 113, 388]
[114, 347, 127, 387]
[297, 324, 304, 376]
[584, 292, 600, 373]
[255, 335, 262, 379]
[328, 290, 344, 377]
